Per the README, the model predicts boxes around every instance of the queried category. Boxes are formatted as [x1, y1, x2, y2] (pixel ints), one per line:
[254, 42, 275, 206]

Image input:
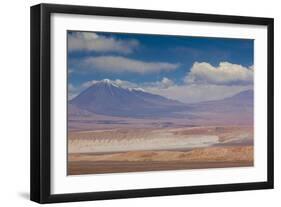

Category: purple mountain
[186, 89, 253, 125]
[69, 79, 253, 120]
[69, 79, 189, 118]
[189, 90, 253, 113]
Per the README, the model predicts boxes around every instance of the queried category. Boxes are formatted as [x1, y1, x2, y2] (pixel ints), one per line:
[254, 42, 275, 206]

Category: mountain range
[69, 79, 253, 119]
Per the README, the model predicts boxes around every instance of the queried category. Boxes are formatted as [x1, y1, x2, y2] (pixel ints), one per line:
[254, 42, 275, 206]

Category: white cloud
[185, 62, 253, 85]
[160, 77, 174, 88]
[141, 77, 174, 89]
[145, 61, 254, 103]
[68, 32, 139, 54]
[81, 56, 180, 74]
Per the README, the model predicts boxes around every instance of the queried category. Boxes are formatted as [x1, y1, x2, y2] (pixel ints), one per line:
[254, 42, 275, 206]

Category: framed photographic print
[30, 3, 274, 203]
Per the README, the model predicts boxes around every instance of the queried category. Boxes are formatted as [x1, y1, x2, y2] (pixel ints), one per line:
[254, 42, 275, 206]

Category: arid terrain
[68, 125, 253, 175]
[67, 80, 254, 175]
[67, 32, 254, 175]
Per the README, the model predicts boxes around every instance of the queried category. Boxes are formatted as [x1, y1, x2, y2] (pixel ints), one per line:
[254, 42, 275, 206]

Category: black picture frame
[30, 3, 274, 204]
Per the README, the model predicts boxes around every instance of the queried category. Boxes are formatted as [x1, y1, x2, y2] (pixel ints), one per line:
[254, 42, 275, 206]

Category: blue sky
[68, 31, 254, 103]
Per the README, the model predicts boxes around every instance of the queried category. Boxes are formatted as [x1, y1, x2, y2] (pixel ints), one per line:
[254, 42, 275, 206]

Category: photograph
[30, 3, 274, 203]
[67, 31, 254, 175]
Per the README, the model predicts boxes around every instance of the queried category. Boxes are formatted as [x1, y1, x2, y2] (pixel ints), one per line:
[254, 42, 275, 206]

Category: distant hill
[189, 90, 253, 113]
[186, 89, 253, 125]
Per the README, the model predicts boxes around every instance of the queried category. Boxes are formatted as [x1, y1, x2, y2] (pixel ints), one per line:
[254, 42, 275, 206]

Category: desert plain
[68, 121, 253, 175]
[67, 81, 254, 175]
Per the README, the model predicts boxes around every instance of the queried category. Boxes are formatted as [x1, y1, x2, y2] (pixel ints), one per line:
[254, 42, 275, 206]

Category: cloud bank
[185, 62, 253, 85]
[68, 32, 139, 54]
[149, 62, 254, 103]
[81, 56, 180, 74]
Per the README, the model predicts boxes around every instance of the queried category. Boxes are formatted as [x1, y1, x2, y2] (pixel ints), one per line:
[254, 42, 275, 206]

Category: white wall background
[0, 0, 279, 206]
